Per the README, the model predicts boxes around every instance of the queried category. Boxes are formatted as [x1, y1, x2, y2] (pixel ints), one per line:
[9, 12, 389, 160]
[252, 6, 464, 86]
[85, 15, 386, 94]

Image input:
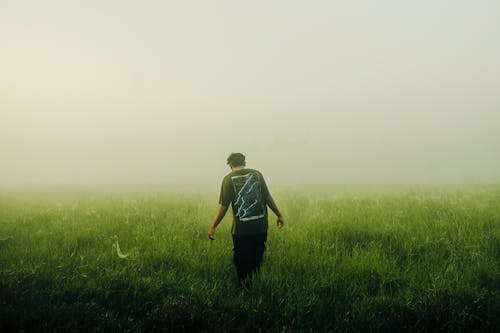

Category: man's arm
[208, 204, 228, 240]
[267, 195, 284, 228]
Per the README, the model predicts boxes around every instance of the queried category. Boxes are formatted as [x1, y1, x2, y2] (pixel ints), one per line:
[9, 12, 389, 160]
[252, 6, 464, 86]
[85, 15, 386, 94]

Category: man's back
[219, 168, 270, 235]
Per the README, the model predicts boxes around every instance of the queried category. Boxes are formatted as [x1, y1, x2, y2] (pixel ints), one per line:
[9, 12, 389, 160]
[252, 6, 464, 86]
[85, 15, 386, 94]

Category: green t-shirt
[219, 168, 270, 235]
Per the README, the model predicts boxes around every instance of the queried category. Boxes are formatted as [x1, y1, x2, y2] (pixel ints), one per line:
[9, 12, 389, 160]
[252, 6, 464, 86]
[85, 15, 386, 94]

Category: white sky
[1, 0, 499, 186]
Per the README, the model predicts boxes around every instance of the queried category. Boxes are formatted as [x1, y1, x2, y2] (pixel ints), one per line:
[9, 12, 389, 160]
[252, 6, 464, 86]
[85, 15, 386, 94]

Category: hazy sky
[1, 0, 499, 186]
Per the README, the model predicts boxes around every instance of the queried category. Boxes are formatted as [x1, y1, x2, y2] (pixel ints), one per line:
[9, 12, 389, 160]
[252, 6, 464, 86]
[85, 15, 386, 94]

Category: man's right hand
[277, 216, 284, 229]
[208, 225, 216, 240]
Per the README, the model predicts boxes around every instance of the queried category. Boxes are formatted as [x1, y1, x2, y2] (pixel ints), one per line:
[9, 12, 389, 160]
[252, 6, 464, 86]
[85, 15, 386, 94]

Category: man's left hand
[277, 216, 285, 229]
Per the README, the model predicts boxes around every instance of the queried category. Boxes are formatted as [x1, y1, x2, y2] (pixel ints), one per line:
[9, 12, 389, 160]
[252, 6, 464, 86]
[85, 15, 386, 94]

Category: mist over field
[2, 3, 500, 331]
[1, 0, 500, 187]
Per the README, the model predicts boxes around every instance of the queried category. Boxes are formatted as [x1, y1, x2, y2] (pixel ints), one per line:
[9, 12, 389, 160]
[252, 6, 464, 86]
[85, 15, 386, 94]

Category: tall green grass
[0, 185, 499, 332]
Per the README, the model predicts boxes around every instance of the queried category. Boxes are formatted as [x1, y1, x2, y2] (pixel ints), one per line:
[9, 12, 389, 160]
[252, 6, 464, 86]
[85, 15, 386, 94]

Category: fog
[1, 0, 499, 186]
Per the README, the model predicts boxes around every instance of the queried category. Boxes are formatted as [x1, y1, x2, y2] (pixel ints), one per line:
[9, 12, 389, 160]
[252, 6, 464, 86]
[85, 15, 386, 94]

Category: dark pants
[232, 232, 267, 286]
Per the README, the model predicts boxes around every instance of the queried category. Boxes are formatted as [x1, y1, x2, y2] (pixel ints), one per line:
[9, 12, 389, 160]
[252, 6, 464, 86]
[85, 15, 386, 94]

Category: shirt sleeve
[259, 172, 271, 202]
[218, 176, 233, 206]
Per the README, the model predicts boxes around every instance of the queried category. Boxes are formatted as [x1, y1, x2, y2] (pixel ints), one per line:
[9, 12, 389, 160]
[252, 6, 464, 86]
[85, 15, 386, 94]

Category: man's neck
[231, 166, 245, 172]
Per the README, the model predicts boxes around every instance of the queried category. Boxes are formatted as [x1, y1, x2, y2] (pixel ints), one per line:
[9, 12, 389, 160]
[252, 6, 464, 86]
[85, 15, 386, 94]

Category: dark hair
[227, 153, 246, 167]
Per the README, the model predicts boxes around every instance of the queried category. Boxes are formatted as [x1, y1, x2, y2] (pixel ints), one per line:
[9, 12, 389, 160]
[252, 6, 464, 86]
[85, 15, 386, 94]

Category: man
[208, 153, 284, 286]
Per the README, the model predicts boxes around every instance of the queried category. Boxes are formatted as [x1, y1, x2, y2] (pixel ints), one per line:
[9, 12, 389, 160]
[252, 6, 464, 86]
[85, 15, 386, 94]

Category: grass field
[0, 184, 499, 332]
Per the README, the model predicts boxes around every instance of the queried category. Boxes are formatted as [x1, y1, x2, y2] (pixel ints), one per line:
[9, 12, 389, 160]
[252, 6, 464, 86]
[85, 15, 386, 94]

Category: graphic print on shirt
[231, 173, 265, 221]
